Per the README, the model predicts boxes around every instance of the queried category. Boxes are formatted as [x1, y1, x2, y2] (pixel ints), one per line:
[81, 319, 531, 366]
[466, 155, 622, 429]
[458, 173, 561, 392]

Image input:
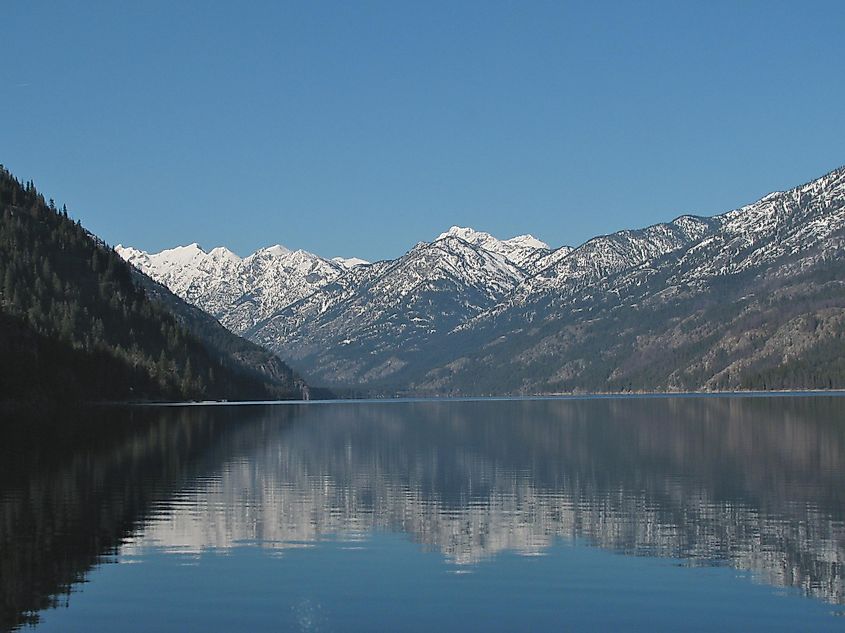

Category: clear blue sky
[2, 1, 843, 261]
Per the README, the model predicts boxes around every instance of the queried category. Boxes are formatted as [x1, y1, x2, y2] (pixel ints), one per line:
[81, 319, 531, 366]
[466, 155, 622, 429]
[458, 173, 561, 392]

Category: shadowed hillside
[0, 166, 306, 405]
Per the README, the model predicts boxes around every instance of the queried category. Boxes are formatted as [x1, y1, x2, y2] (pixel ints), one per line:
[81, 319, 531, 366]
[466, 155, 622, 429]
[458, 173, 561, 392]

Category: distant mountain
[246, 233, 536, 386]
[0, 165, 307, 405]
[119, 166, 845, 395]
[425, 167, 845, 394]
[117, 228, 552, 376]
[435, 226, 551, 271]
[116, 242, 360, 334]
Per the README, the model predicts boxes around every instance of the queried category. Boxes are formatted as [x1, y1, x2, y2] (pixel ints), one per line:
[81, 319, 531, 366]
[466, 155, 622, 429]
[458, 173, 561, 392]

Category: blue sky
[2, 1, 843, 261]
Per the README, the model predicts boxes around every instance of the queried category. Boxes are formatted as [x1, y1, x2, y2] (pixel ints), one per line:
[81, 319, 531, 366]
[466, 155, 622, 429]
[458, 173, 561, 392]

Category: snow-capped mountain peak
[436, 225, 493, 243]
[209, 246, 242, 262]
[503, 234, 549, 250]
[332, 256, 370, 269]
[435, 226, 552, 270]
[166, 242, 206, 262]
[114, 244, 143, 259]
[117, 241, 362, 334]
[249, 244, 292, 258]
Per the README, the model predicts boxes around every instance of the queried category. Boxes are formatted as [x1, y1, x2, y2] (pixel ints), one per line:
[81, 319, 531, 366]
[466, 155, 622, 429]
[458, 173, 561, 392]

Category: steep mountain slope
[0, 165, 306, 404]
[502, 215, 716, 309]
[247, 235, 531, 385]
[116, 242, 350, 334]
[131, 273, 308, 397]
[417, 166, 845, 394]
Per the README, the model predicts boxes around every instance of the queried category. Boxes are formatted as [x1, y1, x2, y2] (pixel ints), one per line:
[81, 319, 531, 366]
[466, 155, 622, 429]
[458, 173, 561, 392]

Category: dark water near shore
[2, 395, 845, 631]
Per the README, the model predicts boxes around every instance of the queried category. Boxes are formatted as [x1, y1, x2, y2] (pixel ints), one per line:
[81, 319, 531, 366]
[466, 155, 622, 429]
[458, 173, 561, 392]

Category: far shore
[126, 388, 845, 407]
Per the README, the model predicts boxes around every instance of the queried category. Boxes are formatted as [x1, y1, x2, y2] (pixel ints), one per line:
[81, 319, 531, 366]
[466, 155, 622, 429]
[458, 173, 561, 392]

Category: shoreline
[7, 388, 845, 412]
[129, 388, 845, 407]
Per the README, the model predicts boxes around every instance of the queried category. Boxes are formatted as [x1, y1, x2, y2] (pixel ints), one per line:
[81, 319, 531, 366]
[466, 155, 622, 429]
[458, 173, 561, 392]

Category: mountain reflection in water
[1, 395, 844, 630]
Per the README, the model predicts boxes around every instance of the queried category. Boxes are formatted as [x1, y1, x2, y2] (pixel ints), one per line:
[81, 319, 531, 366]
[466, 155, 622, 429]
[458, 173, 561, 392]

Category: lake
[2, 395, 844, 631]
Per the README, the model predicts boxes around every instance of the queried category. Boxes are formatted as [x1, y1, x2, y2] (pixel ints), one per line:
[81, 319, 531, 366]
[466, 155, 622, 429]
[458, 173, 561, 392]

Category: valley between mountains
[119, 166, 845, 395]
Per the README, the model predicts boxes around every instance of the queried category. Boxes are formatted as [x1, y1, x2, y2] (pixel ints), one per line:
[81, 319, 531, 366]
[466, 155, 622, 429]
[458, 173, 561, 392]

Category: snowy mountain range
[118, 165, 845, 394]
[116, 242, 369, 334]
[117, 226, 549, 340]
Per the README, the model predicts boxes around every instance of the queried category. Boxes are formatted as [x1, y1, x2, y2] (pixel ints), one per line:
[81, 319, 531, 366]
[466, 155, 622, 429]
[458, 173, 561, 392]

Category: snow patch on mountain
[332, 256, 370, 269]
[435, 226, 553, 270]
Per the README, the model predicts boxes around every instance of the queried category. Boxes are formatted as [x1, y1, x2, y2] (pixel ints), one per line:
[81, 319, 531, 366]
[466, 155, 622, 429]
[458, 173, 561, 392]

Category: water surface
[2, 396, 844, 631]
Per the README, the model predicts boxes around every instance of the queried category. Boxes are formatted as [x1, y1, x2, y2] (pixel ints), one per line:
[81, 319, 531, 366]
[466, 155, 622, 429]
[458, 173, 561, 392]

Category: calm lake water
[2, 395, 845, 631]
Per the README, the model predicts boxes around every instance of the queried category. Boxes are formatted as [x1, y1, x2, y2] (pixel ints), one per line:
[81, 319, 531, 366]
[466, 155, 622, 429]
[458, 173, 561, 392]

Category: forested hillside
[0, 165, 306, 405]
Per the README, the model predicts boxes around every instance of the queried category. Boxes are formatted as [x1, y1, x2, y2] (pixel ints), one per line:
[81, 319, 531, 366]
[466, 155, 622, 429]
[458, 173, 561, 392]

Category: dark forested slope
[0, 165, 306, 404]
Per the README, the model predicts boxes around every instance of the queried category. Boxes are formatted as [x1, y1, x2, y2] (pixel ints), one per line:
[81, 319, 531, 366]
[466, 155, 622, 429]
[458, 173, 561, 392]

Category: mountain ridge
[118, 165, 845, 394]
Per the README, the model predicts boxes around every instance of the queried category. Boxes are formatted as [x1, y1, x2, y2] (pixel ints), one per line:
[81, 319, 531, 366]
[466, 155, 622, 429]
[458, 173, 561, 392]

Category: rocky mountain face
[116, 242, 367, 334]
[431, 166, 845, 394]
[494, 215, 716, 312]
[246, 232, 534, 385]
[119, 166, 845, 394]
[435, 225, 551, 271]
